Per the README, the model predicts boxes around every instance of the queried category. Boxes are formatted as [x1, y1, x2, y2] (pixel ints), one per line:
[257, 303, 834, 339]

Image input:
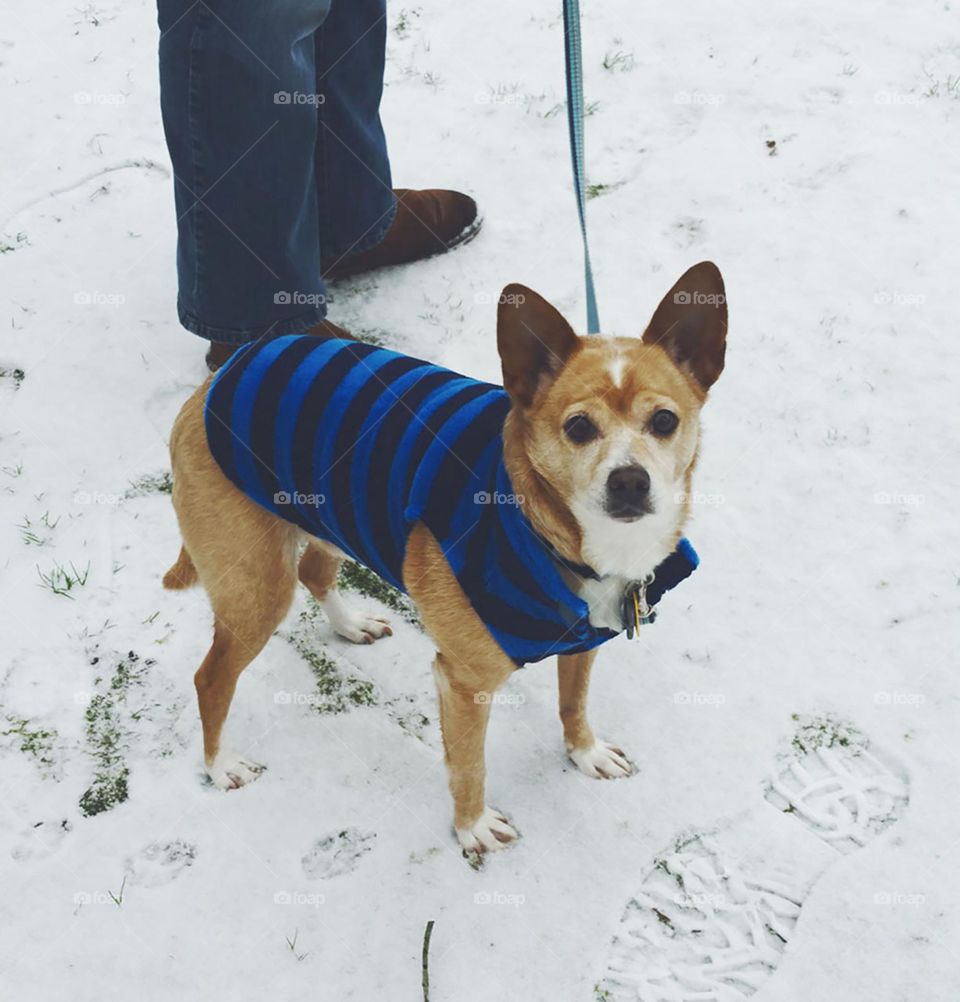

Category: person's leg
[315, 0, 481, 279]
[157, 0, 332, 344]
[314, 0, 396, 264]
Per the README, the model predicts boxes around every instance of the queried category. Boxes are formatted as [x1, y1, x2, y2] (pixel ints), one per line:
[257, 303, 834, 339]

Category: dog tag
[622, 576, 656, 639]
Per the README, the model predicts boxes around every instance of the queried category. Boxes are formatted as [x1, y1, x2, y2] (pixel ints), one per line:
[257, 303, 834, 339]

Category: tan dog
[164, 261, 727, 852]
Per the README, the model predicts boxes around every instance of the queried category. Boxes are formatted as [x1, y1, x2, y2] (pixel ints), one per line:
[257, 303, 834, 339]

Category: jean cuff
[178, 300, 328, 345]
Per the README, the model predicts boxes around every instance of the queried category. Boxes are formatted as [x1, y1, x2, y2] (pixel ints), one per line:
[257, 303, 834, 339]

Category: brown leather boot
[321, 188, 480, 280]
[204, 319, 351, 373]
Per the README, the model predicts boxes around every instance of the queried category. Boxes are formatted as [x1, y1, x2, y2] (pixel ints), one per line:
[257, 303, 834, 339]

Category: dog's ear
[497, 284, 580, 407]
[642, 261, 727, 393]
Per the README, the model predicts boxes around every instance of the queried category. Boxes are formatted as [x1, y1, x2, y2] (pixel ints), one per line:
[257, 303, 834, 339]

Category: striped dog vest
[205, 335, 697, 664]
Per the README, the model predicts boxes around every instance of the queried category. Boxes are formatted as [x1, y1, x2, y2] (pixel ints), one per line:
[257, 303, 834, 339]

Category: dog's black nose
[605, 464, 652, 519]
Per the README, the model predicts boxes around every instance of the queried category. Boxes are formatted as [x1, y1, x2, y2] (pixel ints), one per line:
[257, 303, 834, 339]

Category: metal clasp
[623, 572, 656, 639]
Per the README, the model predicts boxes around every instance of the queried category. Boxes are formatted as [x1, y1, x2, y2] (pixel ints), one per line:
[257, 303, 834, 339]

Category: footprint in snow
[124, 839, 197, 887]
[302, 828, 376, 880]
[598, 715, 909, 1000]
[10, 818, 72, 861]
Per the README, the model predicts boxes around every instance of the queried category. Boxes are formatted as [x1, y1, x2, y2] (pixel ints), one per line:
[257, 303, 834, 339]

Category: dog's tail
[163, 546, 198, 590]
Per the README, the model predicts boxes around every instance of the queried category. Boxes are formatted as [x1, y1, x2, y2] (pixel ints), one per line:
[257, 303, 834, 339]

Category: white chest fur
[572, 573, 632, 632]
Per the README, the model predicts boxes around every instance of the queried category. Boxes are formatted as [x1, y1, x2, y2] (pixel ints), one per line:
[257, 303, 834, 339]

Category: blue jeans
[157, 0, 396, 343]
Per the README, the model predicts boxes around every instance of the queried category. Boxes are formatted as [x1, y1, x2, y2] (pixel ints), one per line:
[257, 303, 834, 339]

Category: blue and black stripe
[205, 335, 695, 664]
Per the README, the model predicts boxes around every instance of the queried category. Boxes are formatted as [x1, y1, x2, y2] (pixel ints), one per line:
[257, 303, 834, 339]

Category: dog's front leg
[433, 652, 519, 852]
[405, 523, 520, 852]
[558, 651, 633, 779]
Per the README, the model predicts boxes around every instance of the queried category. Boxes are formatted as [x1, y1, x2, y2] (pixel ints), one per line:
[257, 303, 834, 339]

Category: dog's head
[498, 262, 727, 579]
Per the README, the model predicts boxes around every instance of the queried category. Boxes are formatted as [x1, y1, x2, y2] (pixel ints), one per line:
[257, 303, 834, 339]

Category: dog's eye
[651, 409, 679, 436]
[563, 413, 599, 444]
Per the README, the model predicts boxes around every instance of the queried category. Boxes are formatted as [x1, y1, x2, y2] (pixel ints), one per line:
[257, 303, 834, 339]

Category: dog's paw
[335, 611, 392, 645]
[206, 750, 265, 790]
[568, 740, 633, 779]
[456, 807, 519, 853]
[321, 593, 392, 644]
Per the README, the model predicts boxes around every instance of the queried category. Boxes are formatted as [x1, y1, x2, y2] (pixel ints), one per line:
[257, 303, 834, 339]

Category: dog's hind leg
[167, 380, 306, 789]
[163, 546, 198, 589]
[297, 539, 392, 644]
[192, 520, 300, 789]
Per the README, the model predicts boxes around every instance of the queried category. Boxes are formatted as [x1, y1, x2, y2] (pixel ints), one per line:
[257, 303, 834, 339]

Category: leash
[562, 0, 601, 334]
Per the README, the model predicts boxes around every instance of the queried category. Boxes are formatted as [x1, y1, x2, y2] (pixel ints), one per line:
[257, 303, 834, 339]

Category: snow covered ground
[2, 0, 959, 999]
